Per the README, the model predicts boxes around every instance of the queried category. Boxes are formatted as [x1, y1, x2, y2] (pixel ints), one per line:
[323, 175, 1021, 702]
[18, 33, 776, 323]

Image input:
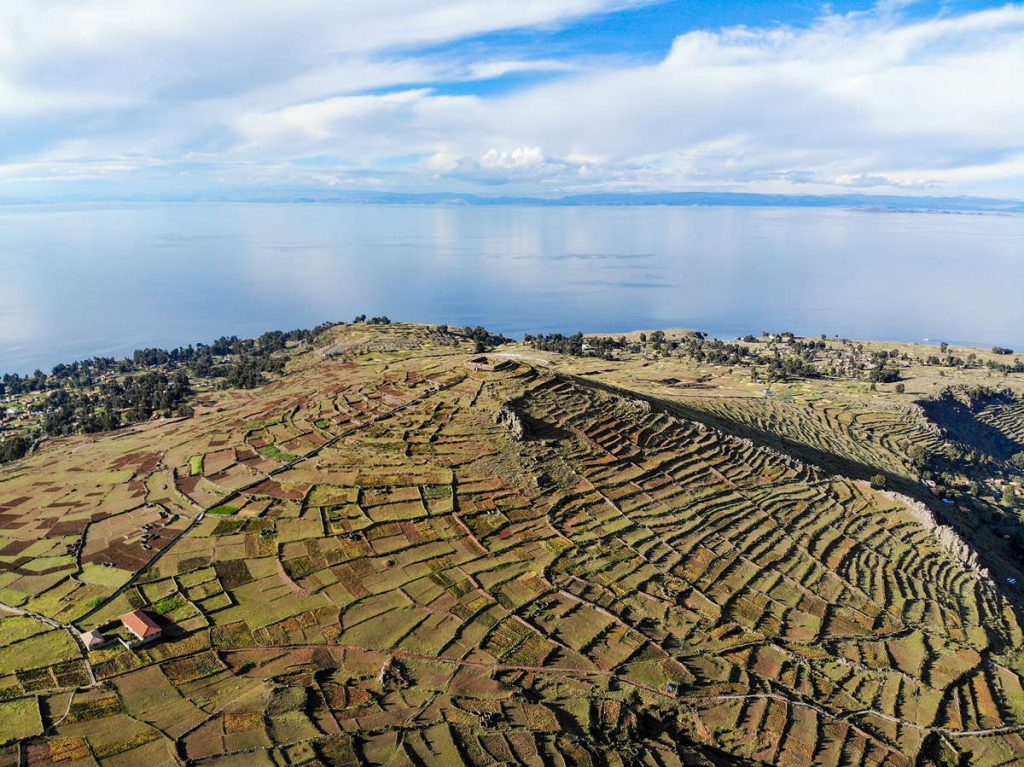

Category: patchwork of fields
[2, 323, 1023, 766]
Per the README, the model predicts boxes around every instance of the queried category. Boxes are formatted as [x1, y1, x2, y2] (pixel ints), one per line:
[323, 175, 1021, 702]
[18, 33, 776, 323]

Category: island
[1, 319, 1023, 766]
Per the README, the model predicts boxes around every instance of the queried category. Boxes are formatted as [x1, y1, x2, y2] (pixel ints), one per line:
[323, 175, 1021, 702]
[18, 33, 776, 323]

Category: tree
[223, 354, 283, 389]
[870, 474, 887, 489]
[895, 383, 906, 394]
[0, 435, 31, 465]
[907, 445, 929, 470]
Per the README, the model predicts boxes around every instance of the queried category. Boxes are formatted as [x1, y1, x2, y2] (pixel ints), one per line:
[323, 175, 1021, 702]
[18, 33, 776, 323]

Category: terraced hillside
[918, 387, 1024, 463]
[977, 398, 1024, 449]
[520, 376, 1024, 764]
[545, 343, 1024, 589]
[2, 323, 1024, 766]
[643, 391, 946, 480]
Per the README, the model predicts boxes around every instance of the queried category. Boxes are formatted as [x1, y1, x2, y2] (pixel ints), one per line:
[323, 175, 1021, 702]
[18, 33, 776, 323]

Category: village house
[120, 610, 162, 643]
[79, 630, 107, 650]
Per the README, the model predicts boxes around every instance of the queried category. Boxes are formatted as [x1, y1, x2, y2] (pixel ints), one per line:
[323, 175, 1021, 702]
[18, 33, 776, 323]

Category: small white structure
[80, 630, 107, 650]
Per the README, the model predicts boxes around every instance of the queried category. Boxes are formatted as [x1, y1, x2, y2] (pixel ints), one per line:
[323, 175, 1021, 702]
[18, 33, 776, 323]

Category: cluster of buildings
[0, 392, 52, 439]
[0, 400, 28, 432]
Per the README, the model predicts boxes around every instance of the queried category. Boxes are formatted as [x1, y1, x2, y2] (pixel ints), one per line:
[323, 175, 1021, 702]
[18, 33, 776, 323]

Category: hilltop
[1, 321, 1024, 766]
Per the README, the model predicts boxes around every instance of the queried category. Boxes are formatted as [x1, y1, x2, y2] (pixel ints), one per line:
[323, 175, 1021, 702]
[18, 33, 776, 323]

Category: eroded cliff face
[881, 488, 993, 584]
[495, 402, 528, 441]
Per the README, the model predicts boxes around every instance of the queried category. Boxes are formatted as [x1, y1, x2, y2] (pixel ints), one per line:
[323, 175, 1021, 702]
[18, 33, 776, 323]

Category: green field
[0, 697, 43, 743]
[0, 629, 80, 675]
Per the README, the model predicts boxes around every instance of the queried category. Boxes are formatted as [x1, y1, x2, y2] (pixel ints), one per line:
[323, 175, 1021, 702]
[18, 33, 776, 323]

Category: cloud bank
[1, 1, 1022, 199]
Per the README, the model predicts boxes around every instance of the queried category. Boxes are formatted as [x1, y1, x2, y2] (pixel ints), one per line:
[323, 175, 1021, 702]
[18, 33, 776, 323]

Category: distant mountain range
[5, 189, 1023, 213]
[274, 191, 1024, 213]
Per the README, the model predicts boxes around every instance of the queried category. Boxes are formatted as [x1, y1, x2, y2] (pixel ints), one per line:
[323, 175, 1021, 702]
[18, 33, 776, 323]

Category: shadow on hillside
[561, 372, 1024, 610]
[565, 372, 927, 498]
[519, 411, 573, 441]
[917, 389, 1023, 462]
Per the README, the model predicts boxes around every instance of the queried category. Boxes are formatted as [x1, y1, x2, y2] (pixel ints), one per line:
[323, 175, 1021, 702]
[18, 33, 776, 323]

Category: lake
[1, 202, 1022, 374]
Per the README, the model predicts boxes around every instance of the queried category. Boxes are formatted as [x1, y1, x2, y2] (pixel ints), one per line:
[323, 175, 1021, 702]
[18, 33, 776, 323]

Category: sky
[1, 0, 1022, 200]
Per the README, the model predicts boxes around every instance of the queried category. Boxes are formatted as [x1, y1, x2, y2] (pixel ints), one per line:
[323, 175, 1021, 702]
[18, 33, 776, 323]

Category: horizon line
[2, 189, 1023, 214]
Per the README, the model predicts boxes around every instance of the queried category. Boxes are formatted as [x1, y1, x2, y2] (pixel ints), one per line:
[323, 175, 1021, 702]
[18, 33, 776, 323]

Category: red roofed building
[121, 610, 162, 642]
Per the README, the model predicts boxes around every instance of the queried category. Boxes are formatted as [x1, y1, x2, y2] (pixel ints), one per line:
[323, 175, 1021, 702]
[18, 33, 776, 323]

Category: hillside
[2, 322, 1024, 766]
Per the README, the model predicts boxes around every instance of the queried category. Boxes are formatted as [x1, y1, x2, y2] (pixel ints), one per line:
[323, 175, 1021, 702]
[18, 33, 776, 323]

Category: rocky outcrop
[496, 404, 528, 441]
[881, 489, 993, 585]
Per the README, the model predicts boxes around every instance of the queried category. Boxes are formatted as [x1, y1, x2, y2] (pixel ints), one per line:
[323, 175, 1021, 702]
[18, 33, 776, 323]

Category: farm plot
[515, 373, 1024, 763]
[0, 697, 43, 744]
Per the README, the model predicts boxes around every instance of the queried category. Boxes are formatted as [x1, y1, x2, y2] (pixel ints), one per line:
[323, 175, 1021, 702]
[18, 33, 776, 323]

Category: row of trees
[924, 353, 1024, 374]
[680, 336, 754, 367]
[524, 330, 825, 381]
[866, 351, 902, 383]
[986, 358, 1024, 374]
[0, 435, 30, 463]
[458, 325, 511, 351]
[756, 353, 817, 382]
[922, 343, 1023, 373]
[525, 332, 634, 358]
[0, 323, 339, 461]
[40, 370, 193, 436]
[1, 325, 333, 397]
[222, 353, 286, 389]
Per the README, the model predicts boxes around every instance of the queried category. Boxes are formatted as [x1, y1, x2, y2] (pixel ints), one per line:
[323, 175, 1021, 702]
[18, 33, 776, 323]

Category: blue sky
[1, 0, 1022, 200]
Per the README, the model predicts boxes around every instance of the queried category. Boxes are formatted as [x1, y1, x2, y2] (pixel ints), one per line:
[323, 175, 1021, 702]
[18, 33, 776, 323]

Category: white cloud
[467, 59, 578, 80]
[457, 5, 1024, 191]
[427, 146, 589, 185]
[0, 1, 1021, 198]
[234, 90, 432, 148]
[480, 147, 544, 170]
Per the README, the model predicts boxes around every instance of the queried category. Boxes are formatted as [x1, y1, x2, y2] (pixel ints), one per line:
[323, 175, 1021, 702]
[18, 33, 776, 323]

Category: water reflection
[0, 203, 1021, 373]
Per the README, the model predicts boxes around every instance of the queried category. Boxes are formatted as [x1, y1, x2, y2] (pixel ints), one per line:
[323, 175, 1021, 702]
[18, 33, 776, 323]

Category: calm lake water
[1, 203, 1022, 373]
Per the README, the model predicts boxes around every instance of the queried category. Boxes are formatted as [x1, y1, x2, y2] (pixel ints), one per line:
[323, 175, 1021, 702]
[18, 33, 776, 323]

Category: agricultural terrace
[535, 334, 1024, 590]
[0, 323, 1022, 765]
